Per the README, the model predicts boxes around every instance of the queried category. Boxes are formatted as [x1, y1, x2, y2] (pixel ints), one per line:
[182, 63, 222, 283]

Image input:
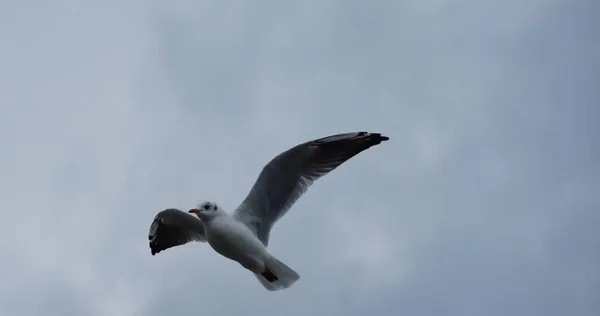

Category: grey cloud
[1, 0, 598, 316]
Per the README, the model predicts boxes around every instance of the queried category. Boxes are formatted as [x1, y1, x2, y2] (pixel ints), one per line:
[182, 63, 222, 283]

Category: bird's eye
[204, 204, 211, 210]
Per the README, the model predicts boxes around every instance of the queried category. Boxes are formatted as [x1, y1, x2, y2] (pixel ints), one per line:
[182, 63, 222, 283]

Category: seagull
[148, 131, 389, 291]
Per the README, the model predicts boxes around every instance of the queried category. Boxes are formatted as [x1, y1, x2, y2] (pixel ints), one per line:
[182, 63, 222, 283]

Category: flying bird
[148, 131, 389, 291]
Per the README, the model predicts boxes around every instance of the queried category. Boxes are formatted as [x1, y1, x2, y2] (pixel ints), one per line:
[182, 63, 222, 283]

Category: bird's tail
[253, 255, 300, 291]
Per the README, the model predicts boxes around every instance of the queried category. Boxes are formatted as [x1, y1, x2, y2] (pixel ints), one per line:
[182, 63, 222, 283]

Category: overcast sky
[0, 0, 598, 315]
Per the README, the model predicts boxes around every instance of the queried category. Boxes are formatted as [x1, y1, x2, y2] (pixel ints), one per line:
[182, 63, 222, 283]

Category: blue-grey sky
[0, 0, 598, 315]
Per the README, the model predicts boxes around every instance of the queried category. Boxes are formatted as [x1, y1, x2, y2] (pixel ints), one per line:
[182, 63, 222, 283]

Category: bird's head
[188, 201, 223, 221]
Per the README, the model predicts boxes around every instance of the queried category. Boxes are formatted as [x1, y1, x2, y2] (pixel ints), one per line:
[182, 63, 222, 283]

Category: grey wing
[233, 131, 389, 246]
[148, 208, 207, 255]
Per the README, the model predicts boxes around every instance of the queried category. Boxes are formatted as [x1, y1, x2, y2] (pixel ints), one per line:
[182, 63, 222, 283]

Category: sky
[0, 0, 598, 315]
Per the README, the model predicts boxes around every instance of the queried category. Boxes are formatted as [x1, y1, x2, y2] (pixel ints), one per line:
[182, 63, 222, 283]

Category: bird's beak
[188, 209, 200, 214]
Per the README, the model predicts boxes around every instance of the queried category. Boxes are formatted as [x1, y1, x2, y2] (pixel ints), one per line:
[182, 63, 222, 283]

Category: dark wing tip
[148, 213, 166, 256]
[369, 132, 389, 142]
[149, 238, 166, 256]
[353, 132, 389, 147]
[309, 132, 389, 153]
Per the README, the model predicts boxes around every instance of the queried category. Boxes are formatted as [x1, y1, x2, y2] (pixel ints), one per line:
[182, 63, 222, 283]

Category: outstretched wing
[148, 208, 207, 255]
[233, 131, 389, 246]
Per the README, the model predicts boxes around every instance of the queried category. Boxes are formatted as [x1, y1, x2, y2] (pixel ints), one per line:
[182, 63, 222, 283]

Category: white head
[188, 201, 224, 222]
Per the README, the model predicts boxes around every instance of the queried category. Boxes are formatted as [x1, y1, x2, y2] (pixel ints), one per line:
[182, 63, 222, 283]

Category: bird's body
[148, 131, 389, 291]
[203, 210, 267, 272]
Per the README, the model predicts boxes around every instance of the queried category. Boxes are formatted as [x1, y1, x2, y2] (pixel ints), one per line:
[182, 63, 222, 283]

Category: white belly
[206, 216, 268, 272]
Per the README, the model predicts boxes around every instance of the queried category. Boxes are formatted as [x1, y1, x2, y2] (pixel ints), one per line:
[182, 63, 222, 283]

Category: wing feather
[148, 208, 207, 255]
[233, 131, 389, 245]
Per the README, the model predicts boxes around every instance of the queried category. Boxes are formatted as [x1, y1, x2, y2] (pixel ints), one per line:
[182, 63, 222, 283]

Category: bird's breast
[205, 217, 266, 270]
